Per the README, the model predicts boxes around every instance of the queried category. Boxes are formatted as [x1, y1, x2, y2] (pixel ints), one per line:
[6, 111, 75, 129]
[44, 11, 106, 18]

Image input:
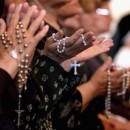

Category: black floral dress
[18, 53, 82, 130]
[0, 68, 18, 130]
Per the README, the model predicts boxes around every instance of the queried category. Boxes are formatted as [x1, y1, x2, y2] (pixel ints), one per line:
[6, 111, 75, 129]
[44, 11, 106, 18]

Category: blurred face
[38, 0, 71, 8]
[94, 2, 113, 33]
[56, 0, 83, 17]
[80, 12, 96, 33]
[56, 0, 83, 35]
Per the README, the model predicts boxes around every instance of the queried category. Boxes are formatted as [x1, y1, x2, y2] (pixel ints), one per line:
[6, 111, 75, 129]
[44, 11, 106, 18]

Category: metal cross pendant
[15, 95, 24, 128]
[15, 109, 24, 128]
[71, 59, 80, 75]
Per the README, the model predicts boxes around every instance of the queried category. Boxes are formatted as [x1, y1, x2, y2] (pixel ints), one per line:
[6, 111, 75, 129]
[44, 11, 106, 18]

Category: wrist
[87, 81, 98, 98]
[0, 55, 18, 79]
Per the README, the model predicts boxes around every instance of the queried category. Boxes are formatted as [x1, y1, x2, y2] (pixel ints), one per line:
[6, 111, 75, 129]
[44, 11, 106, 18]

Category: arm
[77, 57, 123, 111]
[0, 68, 16, 97]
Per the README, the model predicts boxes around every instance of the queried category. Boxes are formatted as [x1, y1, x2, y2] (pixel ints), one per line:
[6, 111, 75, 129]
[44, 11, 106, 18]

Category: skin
[37, 0, 114, 70]
[43, 29, 96, 64]
[0, 3, 49, 78]
[77, 56, 123, 111]
[98, 113, 130, 130]
[52, 0, 123, 112]
[1, 0, 96, 77]
[3, 0, 121, 114]
[0, 2, 124, 128]
[2, 0, 26, 18]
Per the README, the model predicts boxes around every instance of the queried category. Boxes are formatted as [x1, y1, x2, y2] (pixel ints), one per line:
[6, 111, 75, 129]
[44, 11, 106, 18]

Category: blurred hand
[89, 56, 123, 97]
[0, 3, 49, 78]
[98, 113, 130, 130]
[43, 29, 96, 64]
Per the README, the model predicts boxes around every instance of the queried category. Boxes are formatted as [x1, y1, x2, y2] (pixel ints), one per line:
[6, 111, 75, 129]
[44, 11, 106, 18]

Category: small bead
[19, 49, 23, 53]
[9, 41, 13, 45]
[16, 25, 19, 30]
[19, 21, 22, 25]
[18, 40, 21, 44]
[3, 40, 6, 44]
[22, 30, 25, 33]
[16, 35, 20, 39]
[23, 35, 26, 38]
[24, 44, 28, 48]
[20, 25, 23, 28]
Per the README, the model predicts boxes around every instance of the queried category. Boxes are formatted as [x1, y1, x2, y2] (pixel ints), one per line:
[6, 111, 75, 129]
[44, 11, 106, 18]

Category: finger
[66, 31, 96, 56]
[97, 36, 106, 41]
[20, 2, 29, 19]
[75, 31, 96, 50]
[22, 5, 37, 29]
[28, 10, 46, 35]
[39, 20, 45, 30]
[65, 29, 84, 47]
[34, 25, 49, 45]
[46, 29, 64, 44]
[29, 9, 40, 30]
[112, 69, 124, 78]
[103, 39, 114, 47]
[100, 56, 112, 71]
[101, 40, 113, 51]
[31, 9, 39, 20]
[8, 4, 23, 31]
[93, 36, 105, 45]
[6, 3, 16, 28]
[84, 32, 96, 47]
[0, 19, 6, 34]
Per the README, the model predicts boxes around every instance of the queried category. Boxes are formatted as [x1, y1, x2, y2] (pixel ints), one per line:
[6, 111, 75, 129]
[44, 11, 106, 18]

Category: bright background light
[110, 0, 130, 34]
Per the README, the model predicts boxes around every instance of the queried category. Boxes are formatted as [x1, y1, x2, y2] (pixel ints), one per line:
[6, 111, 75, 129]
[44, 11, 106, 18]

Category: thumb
[100, 56, 112, 71]
[0, 19, 6, 35]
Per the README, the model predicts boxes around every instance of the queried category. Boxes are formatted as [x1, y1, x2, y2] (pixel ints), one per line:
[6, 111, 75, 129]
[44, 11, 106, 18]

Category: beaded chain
[81, 34, 87, 46]
[57, 38, 66, 53]
[105, 66, 111, 119]
[1, 21, 29, 128]
[1, 32, 13, 48]
[52, 33, 66, 53]
[15, 21, 29, 128]
[117, 69, 130, 100]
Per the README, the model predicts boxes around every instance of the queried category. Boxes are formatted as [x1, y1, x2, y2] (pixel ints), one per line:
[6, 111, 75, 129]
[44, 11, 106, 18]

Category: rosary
[105, 66, 130, 119]
[105, 66, 111, 119]
[1, 21, 29, 128]
[52, 33, 88, 75]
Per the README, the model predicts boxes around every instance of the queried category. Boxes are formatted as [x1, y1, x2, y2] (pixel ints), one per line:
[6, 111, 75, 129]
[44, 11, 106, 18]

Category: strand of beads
[52, 33, 67, 53]
[1, 21, 29, 128]
[117, 69, 130, 100]
[1, 32, 13, 49]
[1, 32, 18, 59]
[81, 34, 87, 46]
[15, 21, 29, 128]
[105, 66, 111, 119]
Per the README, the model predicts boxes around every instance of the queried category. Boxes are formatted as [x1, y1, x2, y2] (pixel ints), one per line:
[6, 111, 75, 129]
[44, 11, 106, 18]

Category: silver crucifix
[71, 59, 80, 75]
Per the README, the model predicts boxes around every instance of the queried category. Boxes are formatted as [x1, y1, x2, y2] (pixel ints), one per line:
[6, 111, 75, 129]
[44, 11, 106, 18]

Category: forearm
[76, 81, 97, 111]
[0, 54, 18, 79]
[0, 68, 14, 95]
[0, 68, 18, 114]
[29, 53, 71, 115]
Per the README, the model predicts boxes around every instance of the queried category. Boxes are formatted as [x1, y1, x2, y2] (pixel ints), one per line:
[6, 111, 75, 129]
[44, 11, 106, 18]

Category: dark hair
[108, 13, 130, 57]
[0, 0, 5, 17]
